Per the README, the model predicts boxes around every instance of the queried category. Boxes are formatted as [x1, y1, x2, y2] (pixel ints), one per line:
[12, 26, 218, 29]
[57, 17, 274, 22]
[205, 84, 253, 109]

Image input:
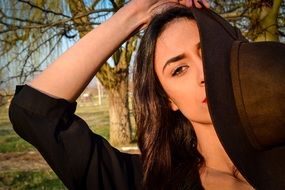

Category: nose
[197, 61, 205, 86]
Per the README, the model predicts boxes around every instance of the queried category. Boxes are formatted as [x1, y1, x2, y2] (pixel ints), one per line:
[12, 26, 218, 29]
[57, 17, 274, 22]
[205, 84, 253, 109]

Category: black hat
[190, 8, 285, 189]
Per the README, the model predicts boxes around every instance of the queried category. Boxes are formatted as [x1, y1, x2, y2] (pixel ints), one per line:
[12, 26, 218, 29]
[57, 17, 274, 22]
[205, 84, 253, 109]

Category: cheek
[159, 75, 206, 122]
[162, 77, 198, 113]
[173, 91, 199, 120]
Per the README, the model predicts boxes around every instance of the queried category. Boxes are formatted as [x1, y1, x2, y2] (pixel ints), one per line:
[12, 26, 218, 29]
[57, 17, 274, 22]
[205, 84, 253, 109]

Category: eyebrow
[162, 42, 201, 73]
[162, 53, 185, 73]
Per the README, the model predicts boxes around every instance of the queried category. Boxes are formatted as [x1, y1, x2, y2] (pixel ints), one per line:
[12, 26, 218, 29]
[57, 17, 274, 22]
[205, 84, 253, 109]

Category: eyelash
[171, 65, 189, 77]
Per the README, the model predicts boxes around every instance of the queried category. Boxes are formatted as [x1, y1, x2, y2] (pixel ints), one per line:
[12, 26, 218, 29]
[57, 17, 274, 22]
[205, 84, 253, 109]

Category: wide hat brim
[190, 8, 285, 189]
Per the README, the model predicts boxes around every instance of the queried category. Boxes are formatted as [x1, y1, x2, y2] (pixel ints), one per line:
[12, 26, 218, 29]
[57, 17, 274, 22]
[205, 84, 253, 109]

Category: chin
[199, 120, 213, 125]
[189, 117, 213, 126]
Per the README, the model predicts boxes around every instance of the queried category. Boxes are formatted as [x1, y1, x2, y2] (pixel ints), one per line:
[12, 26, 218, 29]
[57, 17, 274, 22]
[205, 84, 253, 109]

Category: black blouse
[9, 85, 204, 190]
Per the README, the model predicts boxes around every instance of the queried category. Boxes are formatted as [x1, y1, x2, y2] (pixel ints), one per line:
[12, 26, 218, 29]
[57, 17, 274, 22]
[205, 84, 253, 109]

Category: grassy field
[0, 95, 128, 189]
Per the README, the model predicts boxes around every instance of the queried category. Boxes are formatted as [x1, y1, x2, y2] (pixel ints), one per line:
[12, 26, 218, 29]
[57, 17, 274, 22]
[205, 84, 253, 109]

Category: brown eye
[171, 65, 189, 76]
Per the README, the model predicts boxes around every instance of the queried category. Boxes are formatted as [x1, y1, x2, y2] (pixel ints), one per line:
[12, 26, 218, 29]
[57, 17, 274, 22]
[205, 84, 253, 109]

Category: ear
[169, 98, 179, 111]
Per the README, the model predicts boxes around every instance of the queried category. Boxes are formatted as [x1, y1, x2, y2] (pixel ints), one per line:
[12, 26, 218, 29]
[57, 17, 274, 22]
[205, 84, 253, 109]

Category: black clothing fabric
[9, 85, 204, 190]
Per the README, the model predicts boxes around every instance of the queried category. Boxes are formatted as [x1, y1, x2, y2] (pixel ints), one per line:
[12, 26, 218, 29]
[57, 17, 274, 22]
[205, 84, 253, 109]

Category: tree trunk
[0, 95, 3, 106]
[67, 0, 134, 145]
[108, 78, 131, 146]
[247, 0, 282, 41]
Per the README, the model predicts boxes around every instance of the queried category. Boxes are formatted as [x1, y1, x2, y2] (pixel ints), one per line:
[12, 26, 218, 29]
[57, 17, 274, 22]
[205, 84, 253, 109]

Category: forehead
[154, 18, 200, 66]
[157, 17, 199, 44]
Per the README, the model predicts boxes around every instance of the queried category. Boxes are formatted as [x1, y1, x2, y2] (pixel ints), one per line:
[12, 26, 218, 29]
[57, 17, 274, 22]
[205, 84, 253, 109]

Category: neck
[191, 122, 252, 186]
[191, 122, 234, 174]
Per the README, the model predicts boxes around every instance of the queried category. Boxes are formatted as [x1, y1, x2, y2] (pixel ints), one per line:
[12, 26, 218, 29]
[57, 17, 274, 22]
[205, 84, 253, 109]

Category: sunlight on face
[154, 18, 212, 125]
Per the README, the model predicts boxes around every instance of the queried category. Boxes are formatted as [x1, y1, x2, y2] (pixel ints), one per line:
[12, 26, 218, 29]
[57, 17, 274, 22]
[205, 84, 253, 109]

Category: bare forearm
[28, 0, 210, 101]
[29, 3, 146, 101]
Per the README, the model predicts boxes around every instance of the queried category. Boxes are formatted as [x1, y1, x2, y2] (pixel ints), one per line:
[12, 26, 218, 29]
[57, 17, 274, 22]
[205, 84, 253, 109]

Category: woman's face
[154, 18, 212, 125]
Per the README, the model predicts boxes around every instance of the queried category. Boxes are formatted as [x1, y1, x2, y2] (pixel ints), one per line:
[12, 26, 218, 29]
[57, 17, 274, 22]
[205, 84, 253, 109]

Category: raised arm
[29, 0, 209, 102]
[29, 1, 146, 101]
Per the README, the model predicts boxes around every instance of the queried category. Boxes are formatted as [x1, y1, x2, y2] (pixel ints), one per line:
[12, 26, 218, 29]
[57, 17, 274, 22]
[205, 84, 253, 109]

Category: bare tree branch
[91, 0, 102, 10]
[109, 0, 119, 10]
[0, 8, 114, 34]
[17, 0, 71, 18]
[0, 9, 45, 25]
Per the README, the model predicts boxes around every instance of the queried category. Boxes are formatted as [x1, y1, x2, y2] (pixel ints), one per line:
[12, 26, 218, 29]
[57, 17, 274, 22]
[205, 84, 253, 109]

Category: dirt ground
[0, 151, 50, 172]
[0, 147, 140, 172]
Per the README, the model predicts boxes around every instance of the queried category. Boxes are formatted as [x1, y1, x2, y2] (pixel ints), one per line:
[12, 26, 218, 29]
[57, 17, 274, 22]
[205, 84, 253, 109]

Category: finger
[177, 0, 188, 7]
[187, 0, 193, 7]
[194, 0, 202, 8]
[201, 0, 210, 8]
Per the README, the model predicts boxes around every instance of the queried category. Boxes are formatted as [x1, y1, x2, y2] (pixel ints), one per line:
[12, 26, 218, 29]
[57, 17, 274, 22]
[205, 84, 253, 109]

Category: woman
[133, 6, 254, 190]
[9, 0, 255, 189]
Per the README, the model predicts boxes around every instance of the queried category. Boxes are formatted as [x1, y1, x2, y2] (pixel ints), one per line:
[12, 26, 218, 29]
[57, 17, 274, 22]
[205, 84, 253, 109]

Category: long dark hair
[133, 7, 204, 190]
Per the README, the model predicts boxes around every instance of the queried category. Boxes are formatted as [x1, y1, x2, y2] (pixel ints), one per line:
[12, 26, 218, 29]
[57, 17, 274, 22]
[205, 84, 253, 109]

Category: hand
[180, 0, 210, 8]
[150, 0, 210, 13]
[128, 0, 209, 29]
[132, 0, 209, 12]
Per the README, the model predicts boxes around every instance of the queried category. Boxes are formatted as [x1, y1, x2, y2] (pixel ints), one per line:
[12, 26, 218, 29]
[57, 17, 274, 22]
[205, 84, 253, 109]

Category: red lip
[202, 98, 207, 103]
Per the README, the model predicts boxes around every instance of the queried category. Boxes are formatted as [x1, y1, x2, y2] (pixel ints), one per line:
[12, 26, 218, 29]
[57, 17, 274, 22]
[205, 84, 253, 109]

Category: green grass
[0, 170, 66, 190]
[0, 135, 33, 153]
[76, 98, 110, 140]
